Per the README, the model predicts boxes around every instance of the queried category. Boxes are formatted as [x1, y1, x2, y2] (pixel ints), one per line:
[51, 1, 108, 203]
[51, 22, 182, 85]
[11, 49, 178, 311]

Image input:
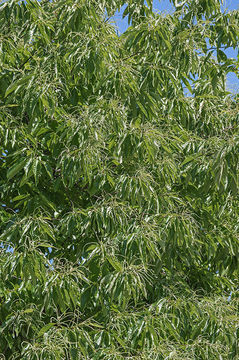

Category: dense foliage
[0, 0, 239, 358]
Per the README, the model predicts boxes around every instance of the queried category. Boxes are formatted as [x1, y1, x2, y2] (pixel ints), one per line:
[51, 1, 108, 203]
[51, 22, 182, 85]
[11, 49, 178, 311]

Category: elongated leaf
[7, 159, 26, 180]
[5, 75, 33, 97]
[37, 323, 55, 338]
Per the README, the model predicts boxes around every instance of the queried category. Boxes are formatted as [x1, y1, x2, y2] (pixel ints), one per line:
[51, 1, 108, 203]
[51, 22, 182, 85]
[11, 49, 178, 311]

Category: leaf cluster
[0, 0, 238, 359]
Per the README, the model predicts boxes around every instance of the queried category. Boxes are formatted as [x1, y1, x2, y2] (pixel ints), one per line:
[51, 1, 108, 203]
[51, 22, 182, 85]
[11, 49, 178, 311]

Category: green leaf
[181, 75, 193, 93]
[137, 101, 148, 117]
[7, 159, 26, 180]
[5, 75, 33, 97]
[12, 194, 30, 202]
[106, 255, 123, 272]
[181, 155, 196, 166]
[217, 49, 227, 62]
[23, 309, 34, 314]
[37, 323, 55, 338]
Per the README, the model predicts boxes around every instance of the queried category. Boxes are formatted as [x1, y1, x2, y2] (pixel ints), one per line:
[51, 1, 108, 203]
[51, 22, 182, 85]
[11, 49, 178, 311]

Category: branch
[18, 53, 35, 70]
[207, 46, 228, 51]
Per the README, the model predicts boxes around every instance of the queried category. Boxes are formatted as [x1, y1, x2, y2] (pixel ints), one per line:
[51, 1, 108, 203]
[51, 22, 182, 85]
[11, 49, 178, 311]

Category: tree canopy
[0, 0, 239, 359]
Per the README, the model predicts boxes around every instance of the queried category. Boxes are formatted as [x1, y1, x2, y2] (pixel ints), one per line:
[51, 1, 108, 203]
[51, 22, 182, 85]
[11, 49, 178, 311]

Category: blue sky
[113, 0, 239, 93]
